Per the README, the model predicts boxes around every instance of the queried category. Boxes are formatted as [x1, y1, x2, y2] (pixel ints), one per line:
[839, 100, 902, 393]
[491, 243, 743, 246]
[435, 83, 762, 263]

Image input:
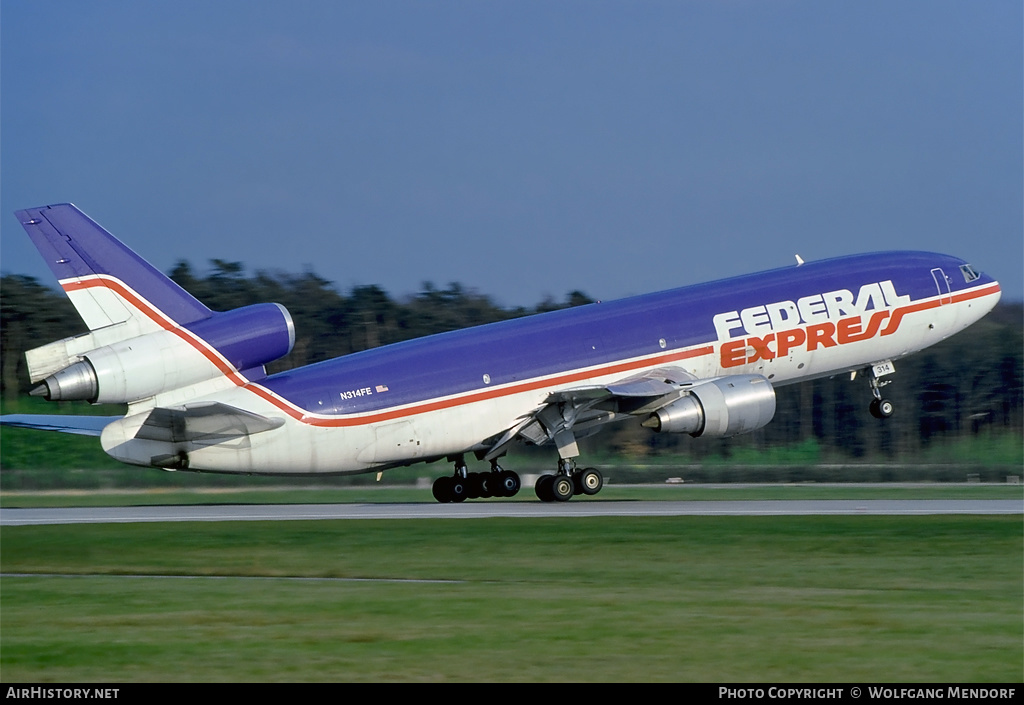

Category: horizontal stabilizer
[0, 414, 120, 437]
[135, 402, 284, 444]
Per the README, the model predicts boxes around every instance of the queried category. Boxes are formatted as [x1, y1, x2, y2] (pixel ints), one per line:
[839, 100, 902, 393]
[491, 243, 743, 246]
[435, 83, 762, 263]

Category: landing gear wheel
[477, 473, 495, 498]
[449, 476, 468, 502]
[550, 474, 575, 502]
[432, 476, 452, 503]
[578, 467, 603, 496]
[870, 398, 894, 419]
[495, 470, 520, 498]
[467, 472, 493, 498]
[535, 474, 555, 502]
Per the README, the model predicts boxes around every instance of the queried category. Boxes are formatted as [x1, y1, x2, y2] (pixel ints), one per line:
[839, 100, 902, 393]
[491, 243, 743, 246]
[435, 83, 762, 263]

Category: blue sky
[2, 1, 1021, 307]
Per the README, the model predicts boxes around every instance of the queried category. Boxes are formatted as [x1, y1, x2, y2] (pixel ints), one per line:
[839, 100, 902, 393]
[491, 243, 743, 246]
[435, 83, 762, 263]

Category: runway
[2, 499, 1021, 525]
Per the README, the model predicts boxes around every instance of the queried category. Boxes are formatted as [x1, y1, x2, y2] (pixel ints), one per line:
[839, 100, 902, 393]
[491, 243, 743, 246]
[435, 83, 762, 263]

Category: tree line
[1, 263, 1020, 464]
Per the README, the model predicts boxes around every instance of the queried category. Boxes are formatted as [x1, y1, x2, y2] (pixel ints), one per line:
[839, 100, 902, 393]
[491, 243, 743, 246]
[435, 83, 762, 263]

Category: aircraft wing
[605, 367, 699, 397]
[1, 402, 284, 447]
[542, 366, 698, 402]
[0, 414, 121, 437]
[484, 366, 699, 460]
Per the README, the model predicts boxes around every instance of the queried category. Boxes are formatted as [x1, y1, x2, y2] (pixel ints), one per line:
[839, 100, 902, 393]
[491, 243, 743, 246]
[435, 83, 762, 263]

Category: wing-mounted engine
[483, 366, 701, 461]
[28, 303, 295, 404]
[642, 374, 776, 437]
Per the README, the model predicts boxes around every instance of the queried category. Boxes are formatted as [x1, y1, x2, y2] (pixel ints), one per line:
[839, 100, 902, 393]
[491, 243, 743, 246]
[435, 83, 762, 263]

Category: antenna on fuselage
[795, 254, 805, 266]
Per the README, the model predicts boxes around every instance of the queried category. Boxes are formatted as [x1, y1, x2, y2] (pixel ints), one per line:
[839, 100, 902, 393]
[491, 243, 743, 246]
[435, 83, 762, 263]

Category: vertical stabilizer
[15, 204, 211, 331]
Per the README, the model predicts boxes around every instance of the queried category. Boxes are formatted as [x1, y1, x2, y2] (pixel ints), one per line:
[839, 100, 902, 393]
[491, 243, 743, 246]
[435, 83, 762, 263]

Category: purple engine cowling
[187, 303, 296, 373]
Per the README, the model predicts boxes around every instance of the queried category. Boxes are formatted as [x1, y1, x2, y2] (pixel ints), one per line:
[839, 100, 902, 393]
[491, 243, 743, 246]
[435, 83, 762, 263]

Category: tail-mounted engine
[642, 374, 776, 437]
[29, 303, 295, 404]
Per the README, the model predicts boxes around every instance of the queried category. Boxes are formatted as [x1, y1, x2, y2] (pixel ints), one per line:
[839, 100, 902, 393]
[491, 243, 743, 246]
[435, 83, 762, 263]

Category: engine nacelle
[32, 303, 295, 404]
[642, 374, 776, 437]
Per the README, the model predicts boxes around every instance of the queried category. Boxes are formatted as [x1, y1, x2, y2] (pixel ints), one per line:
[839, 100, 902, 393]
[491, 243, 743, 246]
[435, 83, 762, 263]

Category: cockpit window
[960, 264, 980, 283]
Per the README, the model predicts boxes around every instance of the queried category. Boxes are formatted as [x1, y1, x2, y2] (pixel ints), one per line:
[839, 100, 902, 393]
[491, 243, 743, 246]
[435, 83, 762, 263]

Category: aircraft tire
[551, 475, 574, 502]
[481, 473, 497, 498]
[496, 470, 520, 497]
[579, 467, 603, 495]
[466, 472, 482, 499]
[449, 477, 469, 502]
[870, 398, 894, 419]
[468, 472, 492, 498]
[432, 476, 452, 503]
[535, 474, 555, 502]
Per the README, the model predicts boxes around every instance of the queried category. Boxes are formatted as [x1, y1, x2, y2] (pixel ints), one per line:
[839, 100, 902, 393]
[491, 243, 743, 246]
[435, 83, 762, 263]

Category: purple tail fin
[15, 203, 212, 330]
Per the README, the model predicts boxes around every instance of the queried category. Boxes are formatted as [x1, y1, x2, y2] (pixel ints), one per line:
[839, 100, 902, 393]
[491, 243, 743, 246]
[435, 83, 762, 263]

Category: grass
[1, 515, 1021, 682]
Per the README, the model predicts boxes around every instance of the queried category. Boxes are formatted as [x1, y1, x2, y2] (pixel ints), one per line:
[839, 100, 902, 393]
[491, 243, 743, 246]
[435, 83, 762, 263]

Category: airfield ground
[1, 484, 1021, 682]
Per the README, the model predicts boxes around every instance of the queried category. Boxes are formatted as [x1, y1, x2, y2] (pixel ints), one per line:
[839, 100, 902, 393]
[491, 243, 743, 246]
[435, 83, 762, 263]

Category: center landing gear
[432, 457, 521, 503]
[534, 459, 603, 503]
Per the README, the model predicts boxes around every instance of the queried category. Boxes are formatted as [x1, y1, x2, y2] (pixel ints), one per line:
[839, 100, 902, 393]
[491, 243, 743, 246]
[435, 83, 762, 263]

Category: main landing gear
[430, 457, 604, 503]
[432, 458, 521, 503]
[534, 459, 603, 503]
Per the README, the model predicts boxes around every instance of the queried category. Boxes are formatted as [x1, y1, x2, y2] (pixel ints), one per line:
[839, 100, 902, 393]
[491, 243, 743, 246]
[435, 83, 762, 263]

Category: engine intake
[642, 374, 776, 437]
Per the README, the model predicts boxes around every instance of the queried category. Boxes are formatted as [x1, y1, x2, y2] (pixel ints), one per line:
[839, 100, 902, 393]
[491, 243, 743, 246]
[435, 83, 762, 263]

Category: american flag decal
[375, 384, 389, 393]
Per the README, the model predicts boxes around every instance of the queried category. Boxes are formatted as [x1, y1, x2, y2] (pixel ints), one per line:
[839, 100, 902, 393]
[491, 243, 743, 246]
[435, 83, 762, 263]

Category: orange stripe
[61, 275, 717, 428]
[882, 282, 1001, 336]
[60, 276, 1003, 431]
[62, 276, 248, 385]
[952, 282, 1001, 303]
[279, 345, 716, 428]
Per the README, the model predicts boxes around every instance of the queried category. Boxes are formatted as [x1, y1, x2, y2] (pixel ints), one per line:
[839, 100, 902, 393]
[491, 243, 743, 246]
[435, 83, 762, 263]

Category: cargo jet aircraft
[1, 204, 1002, 502]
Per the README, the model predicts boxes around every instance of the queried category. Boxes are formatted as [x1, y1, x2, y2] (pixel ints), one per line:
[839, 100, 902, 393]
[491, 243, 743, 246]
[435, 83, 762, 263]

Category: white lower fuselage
[99, 278, 1000, 475]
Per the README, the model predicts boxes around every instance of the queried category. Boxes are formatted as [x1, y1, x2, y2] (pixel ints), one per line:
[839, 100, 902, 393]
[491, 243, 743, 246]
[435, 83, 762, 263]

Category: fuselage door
[931, 268, 952, 305]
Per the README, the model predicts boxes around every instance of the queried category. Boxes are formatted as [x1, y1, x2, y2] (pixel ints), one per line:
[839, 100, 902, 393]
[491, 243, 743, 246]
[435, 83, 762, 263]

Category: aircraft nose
[972, 268, 1002, 313]
[978, 269, 1001, 296]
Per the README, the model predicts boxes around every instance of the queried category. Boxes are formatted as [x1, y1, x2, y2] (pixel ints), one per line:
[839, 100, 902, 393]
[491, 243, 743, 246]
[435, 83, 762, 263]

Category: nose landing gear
[863, 361, 895, 419]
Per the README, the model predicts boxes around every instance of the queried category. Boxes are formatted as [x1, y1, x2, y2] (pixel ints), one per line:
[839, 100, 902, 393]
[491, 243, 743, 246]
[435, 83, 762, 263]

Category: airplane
[0, 203, 1002, 502]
